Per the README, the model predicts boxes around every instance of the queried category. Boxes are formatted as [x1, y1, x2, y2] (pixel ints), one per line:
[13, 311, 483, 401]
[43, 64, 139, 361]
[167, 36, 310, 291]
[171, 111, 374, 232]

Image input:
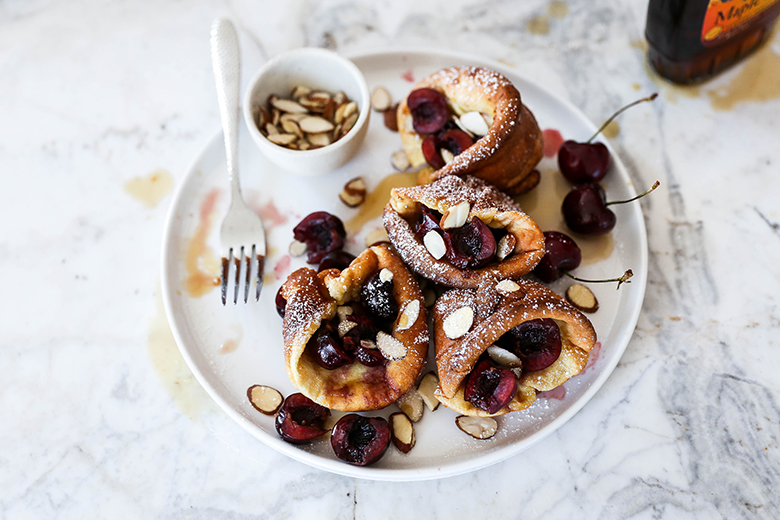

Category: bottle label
[701, 0, 780, 45]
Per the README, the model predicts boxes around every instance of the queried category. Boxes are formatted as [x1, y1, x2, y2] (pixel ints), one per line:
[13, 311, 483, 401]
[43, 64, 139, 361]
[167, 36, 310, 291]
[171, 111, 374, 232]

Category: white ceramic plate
[161, 49, 648, 481]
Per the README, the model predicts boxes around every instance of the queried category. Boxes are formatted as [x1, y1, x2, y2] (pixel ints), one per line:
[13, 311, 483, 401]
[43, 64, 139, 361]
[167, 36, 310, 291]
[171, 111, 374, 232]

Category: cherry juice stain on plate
[247, 195, 289, 230]
[219, 324, 243, 354]
[345, 171, 419, 234]
[515, 169, 613, 265]
[402, 69, 415, 82]
[542, 128, 564, 158]
[537, 385, 566, 401]
[124, 169, 174, 208]
[184, 188, 221, 297]
[148, 285, 212, 419]
[582, 341, 602, 374]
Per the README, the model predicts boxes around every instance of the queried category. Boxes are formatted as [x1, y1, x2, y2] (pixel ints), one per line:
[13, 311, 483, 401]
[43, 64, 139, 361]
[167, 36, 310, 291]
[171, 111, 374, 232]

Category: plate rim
[160, 47, 648, 481]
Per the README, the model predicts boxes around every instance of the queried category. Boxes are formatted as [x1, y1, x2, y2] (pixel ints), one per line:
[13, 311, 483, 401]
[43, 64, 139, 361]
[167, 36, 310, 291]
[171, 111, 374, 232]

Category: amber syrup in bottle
[646, 0, 780, 84]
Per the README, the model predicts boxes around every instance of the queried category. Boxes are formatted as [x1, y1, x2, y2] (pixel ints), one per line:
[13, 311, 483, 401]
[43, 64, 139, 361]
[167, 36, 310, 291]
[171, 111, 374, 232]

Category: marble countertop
[3, 0, 780, 517]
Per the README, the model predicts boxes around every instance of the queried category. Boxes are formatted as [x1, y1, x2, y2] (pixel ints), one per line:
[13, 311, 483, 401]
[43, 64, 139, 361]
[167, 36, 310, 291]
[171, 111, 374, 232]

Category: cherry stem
[606, 181, 661, 207]
[563, 269, 634, 290]
[587, 93, 658, 144]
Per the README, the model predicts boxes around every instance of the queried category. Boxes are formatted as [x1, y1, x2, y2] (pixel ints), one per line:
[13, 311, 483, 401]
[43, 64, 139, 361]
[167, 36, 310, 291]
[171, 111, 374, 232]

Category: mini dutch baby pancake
[397, 66, 544, 195]
[431, 278, 596, 417]
[383, 175, 545, 289]
[279, 243, 428, 411]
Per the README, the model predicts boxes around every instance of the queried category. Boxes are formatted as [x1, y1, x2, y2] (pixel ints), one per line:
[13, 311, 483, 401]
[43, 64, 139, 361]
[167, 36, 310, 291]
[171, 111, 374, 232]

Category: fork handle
[210, 19, 242, 197]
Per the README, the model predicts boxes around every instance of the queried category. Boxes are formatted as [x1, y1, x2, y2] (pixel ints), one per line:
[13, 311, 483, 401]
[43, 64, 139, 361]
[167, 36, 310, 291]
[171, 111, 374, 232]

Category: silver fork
[210, 19, 266, 304]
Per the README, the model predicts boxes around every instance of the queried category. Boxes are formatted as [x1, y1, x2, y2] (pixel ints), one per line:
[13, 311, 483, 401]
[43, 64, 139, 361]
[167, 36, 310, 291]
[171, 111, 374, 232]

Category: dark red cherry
[558, 93, 657, 184]
[293, 211, 347, 264]
[341, 315, 386, 367]
[421, 129, 474, 169]
[275, 286, 287, 318]
[533, 231, 582, 283]
[421, 135, 445, 169]
[562, 183, 616, 235]
[502, 318, 562, 372]
[463, 358, 518, 414]
[359, 272, 398, 323]
[274, 393, 331, 444]
[318, 250, 356, 272]
[558, 140, 610, 183]
[407, 88, 449, 134]
[331, 414, 391, 466]
[414, 206, 443, 240]
[442, 217, 497, 269]
[308, 322, 353, 369]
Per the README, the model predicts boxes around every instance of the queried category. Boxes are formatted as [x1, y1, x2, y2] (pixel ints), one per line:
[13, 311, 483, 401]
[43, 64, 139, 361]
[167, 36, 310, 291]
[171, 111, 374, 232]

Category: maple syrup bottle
[646, 0, 780, 84]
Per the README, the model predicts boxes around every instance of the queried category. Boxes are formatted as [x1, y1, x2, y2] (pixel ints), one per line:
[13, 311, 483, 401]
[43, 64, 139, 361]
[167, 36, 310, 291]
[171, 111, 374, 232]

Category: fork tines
[220, 245, 265, 305]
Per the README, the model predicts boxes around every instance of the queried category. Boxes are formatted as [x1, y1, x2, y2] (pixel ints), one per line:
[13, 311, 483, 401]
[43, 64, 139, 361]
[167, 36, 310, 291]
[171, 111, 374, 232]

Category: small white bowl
[243, 48, 370, 176]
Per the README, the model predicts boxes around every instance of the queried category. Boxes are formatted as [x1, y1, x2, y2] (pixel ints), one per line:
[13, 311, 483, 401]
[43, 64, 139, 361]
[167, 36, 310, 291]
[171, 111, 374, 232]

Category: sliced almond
[247, 385, 283, 415]
[396, 387, 424, 422]
[283, 111, 307, 122]
[565, 283, 599, 313]
[384, 105, 399, 132]
[360, 339, 377, 350]
[281, 118, 303, 138]
[267, 133, 297, 146]
[376, 331, 407, 360]
[378, 268, 393, 283]
[365, 228, 389, 247]
[270, 97, 308, 114]
[307, 132, 332, 147]
[440, 148, 455, 165]
[423, 230, 446, 260]
[390, 412, 415, 453]
[342, 101, 358, 120]
[495, 279, 521, 294]
[417, 372, 440, 411]
[496, 233, 517, 261]
[271, 108, 281, 126]
[391, 150, 410, 171]
[370, 86, 392, 112]
[338, 320, 357, 338]
[334, 102, 349, 124]
[296, 139, 311, 151]
[339, 112, 358, 137]
[288, 239, 307, 257]
[459, 111, 490, 136]
[336, 305, 354, 321]
[396, 300, 420, 331]
[440, 201, 470, 229]
[291, 85, 311, 99]
[456, 415, 498, 440]
[487, 345, 523, 368]
[443, 306, 474, 339]
[254, 105, 271, 129]
[322, 99, 337, 122]
[299, 116, 335, 134]
[333, 91, 347, 106]
[264, 122, 279, 135]
[338, 177, 366, 208]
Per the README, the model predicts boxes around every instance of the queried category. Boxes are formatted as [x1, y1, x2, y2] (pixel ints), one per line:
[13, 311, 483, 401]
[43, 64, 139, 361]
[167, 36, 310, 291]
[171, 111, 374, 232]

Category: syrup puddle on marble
[634, 29, 780, 110]
[147, 285, 212, 419]
[124, 169, 174, 208]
